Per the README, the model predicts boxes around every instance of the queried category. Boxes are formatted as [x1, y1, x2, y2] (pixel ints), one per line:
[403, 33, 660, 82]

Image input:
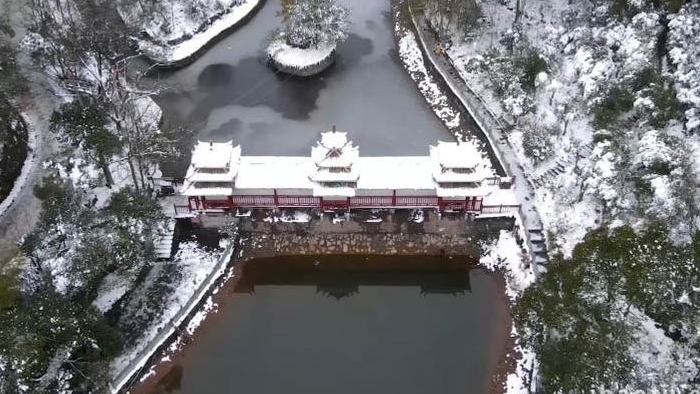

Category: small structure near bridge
[179, 127, 517, 215]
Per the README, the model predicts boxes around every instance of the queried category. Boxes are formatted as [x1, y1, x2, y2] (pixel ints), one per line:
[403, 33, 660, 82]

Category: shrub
[593, 85, 635, 129]
[515, 52, 548, 92]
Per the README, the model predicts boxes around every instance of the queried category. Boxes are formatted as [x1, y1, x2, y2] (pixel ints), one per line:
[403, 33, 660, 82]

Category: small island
[267, 0, 349, 77]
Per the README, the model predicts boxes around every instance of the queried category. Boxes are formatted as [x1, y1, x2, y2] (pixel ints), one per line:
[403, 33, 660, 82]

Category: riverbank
[136, 0, 265, 68]
[0, 102, 29, 216]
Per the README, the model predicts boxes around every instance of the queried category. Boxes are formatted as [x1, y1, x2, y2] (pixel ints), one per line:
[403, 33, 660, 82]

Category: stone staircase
[528, 228, 549, 270]
[531, 142, 594, 188]
[154, 220, 177, 260]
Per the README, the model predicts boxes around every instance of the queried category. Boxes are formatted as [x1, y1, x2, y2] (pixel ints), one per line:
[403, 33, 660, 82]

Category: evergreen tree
[515, 225, 700, 391]
[283, 0, 349, 49]
[50, 97, 121, 187]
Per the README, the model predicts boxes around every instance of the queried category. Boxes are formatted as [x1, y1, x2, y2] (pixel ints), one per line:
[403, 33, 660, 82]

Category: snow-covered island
[266, 0, 349, 76]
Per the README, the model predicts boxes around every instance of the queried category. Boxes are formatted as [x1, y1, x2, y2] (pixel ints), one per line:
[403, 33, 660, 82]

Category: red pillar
[201, 196, 207, 210]
[392, 190, 397, 206]
[438, 197, 444, 213]
[228, 196, 234, 211]
[273, 189, 279, 207]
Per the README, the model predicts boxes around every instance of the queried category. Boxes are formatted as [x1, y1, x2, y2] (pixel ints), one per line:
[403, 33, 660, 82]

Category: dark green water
[146, 256, 510, 394]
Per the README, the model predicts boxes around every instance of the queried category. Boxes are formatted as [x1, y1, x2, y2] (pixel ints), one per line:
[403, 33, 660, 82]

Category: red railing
[321, 199, 350, 210]
[480, 204, 521, 214]
[349, 196, 394, 207]
[184, 194, 515, 215]
[231, 195, 275, 207]
[277, 196, 322, 207]
[204, 199, 232, 209]
[395, 196, 439, 206]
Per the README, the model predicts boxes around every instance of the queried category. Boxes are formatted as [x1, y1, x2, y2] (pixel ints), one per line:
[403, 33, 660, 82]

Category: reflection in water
[147, 255, 509, 394]
[151, 364, 183, 393]
[145, 0, 453, 166]
[197, 63, 235, 89]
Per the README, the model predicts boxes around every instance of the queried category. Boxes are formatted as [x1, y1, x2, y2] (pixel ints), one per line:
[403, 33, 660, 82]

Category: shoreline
[127, 230, 517, 394]
[137, 0, 266, 69]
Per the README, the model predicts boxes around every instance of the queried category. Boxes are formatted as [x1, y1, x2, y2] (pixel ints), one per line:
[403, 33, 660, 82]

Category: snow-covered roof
[181, 134, 499, 198]
[235, 157, 315, 191]
[311, 131, 359, 168]
[309, 168, 360, 182]
[182, 141, 240, 196]
[429, 140, 481, 169]
[313, 186, 356, 198]
[191, 140, 241, 169]
[357, 157, 434, 190]
[182, 186, 234, 197]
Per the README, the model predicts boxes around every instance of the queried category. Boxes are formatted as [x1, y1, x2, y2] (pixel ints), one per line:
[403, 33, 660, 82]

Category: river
[145, 0, 452, 166]
[140, 255, 511, 394]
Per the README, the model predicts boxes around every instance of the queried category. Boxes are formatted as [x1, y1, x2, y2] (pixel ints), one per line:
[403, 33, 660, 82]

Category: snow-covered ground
[395, 20, 463, 134]
[110, 241, 233, 392]
[479, 229, 536, 393]
[129, 0, 261, 64]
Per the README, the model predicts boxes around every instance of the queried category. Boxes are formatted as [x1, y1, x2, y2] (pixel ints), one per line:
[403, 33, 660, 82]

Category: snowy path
[0, 6, 58, 265]
[407, 4, 545, 273]
[0, 68, 58, 264]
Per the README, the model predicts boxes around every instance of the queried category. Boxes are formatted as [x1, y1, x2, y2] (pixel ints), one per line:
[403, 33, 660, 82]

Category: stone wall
[226, 212, 516, 262]
[243, 232, 482, 260]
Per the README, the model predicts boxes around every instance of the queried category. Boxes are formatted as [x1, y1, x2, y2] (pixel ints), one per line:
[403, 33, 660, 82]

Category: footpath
[406, 2, 548, 273]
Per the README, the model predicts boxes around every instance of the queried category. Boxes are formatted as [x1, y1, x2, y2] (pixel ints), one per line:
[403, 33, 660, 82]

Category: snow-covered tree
[516, 224, 700, 392]
[283, 0, 350, 49]
[668, 2, 700, 133]
[50, 96, 121, 187]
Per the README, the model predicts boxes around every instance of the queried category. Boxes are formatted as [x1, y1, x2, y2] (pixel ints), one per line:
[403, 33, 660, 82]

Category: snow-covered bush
[281, 0, 349, 49]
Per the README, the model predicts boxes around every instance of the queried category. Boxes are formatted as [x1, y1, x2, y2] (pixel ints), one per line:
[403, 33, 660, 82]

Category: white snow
[627, 307, 698, 388]
[478, 229, 538, 394]
[480, 230, 535, 299]
[136, 0, 261, 64]
[668, 3, 700, 133]
[396, 25, 462, 132]
[188, 140, 499, 200]
[276, 211, 311, 223]
[92, 270, 136, 313]
[267, 39, 335, 70]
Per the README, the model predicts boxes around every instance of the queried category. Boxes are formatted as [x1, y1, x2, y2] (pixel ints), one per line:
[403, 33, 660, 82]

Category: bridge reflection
[233, 255, 474, 299]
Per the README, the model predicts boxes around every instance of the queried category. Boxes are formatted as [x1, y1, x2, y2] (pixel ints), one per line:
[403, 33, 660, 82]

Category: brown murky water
[140, 255, 511, 394]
